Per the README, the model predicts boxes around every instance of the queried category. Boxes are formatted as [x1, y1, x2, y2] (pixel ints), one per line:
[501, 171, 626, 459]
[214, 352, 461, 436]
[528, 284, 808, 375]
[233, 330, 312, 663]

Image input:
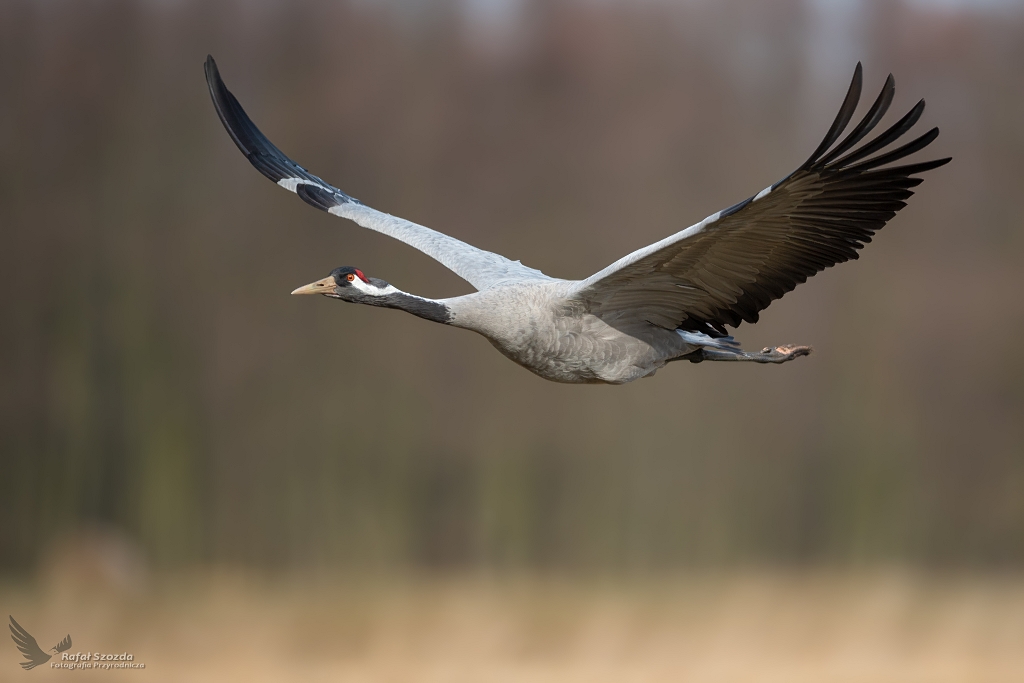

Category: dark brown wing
[569, 64, 950, 336]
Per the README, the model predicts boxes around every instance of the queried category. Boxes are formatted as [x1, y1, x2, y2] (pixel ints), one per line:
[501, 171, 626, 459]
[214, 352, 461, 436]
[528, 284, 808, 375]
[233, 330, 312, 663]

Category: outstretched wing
[9, 616, 52, 670]
[54, 634, 72, 653]
[569, 64, 950, 335]
[204, 56, 551, 292]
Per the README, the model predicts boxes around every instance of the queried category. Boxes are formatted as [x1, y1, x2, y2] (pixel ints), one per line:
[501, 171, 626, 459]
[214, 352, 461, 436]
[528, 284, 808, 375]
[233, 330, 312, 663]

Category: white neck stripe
[349, 277, 398, 297]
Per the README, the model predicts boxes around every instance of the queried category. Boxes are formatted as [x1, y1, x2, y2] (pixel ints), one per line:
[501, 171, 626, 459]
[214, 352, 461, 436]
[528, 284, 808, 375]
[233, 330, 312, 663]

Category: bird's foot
[758, 344, 813, 363]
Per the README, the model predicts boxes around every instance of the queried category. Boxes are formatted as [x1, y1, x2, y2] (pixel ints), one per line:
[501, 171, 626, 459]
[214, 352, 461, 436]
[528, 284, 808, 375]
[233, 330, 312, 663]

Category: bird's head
[291, 266, 395, 302]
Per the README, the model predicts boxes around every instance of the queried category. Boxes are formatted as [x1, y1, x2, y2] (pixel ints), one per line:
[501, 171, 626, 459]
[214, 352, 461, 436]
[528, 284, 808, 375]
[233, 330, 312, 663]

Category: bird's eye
[346, 274, 355, 282]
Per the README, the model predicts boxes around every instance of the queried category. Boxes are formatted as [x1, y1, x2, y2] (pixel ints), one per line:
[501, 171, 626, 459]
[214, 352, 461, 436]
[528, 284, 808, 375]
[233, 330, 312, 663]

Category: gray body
[207, 57, 949, 385]
[446, 281, 688, 384]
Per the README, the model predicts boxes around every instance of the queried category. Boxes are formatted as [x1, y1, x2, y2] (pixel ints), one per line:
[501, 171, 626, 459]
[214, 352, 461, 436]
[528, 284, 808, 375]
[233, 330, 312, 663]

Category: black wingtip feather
[205, 57, 258, 161]
[830, 98, 927, 170]
[205, 55, 285, 182]
[842, 126, 940, 173]
[815, 73, 895, 169]
[804, 62, 863, 166]
[204, 56, 357, 209]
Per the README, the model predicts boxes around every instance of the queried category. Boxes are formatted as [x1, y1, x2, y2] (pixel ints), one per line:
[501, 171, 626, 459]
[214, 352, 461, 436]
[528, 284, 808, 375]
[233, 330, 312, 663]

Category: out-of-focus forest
[1, 0, 1022, 578]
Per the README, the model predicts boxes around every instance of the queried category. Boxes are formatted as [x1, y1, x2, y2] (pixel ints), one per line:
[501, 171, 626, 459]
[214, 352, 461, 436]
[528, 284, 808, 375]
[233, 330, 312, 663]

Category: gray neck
[347, 279, 452, 324]
[343, 277, 453, 324]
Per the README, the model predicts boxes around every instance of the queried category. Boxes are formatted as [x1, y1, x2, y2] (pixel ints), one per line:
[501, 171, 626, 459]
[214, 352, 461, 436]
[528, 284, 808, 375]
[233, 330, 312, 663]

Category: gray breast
[446, 282, 676, 384]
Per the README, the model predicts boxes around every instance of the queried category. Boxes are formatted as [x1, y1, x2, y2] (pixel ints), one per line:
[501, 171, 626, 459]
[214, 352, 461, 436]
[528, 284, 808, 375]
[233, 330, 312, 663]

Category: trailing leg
[679, 344, 812, 364]
[674, 329, 811, 364]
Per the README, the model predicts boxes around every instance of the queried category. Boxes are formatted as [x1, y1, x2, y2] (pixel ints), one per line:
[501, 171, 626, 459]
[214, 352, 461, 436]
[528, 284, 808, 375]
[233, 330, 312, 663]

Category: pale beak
[291, 276, 337, 295]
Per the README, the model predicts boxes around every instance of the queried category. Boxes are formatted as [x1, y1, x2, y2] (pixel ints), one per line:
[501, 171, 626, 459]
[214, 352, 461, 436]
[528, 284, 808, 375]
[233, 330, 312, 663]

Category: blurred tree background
[1, 0, 1022, 575]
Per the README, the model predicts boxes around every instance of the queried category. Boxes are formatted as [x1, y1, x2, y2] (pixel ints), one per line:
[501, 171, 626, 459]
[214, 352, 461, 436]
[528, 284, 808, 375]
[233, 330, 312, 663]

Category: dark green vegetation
[1, 0, 1022, 572]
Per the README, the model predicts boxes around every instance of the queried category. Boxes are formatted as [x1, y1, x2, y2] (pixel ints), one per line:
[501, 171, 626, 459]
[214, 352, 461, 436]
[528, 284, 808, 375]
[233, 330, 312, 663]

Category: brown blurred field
[4, 567, 1024, 683]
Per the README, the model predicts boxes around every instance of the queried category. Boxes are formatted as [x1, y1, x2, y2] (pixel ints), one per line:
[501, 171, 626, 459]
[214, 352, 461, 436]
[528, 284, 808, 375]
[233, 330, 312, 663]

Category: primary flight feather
[205, 57, 949, 384]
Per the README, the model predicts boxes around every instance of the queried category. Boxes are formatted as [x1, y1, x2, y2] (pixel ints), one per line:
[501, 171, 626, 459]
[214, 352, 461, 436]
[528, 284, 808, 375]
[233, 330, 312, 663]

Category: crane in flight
[205, 57, 948, 385]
